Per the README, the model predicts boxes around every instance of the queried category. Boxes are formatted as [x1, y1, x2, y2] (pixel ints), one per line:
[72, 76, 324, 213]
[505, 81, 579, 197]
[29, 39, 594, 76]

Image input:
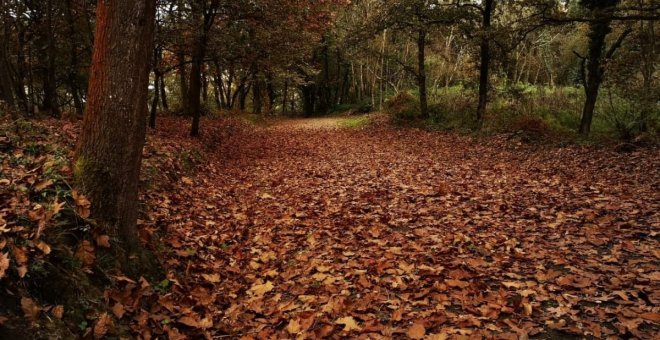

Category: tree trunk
[177, 51, 188, 115]
[159, 75, 168, 110]
[301, 84, 315, 117]
[266, 72, 274, 115]
[201, 66, 208, 104]
[150, 46, 163, 128]
[150, 70, 160, 128]
[417, 29, 428, 119]
[189, 54, 203, 136]
[252, 72, 262, 114]
[75, 0, 156, 268]
[42, 0, 60, 118]
[65, 0, 84, 117]
[579, 18, 611, 135]
[476, 0, 494, 127]
[282, 79, 288, 114]
[0, 9, 16, 115]
[14, 8, 29, 114]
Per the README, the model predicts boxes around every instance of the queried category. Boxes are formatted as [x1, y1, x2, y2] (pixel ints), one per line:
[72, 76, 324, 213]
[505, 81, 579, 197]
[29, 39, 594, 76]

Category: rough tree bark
[74, 0, 156, 268]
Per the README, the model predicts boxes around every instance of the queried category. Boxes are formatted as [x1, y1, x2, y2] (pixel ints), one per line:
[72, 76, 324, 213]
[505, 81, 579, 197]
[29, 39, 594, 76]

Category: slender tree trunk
[266, 72, 274, 115]
[476, 0, 494, 127]
[638, 20, 655, 132]
[75, 0, 156, 268]
[0, 5, 16, 115]
[238, 82, 250, 111]
[65, 0, 84, 117]
[42, 0, 60, 117]
[417, 28, 428, 118]
[14, 10, 29, 113]
[301, 84, 316, 117]
[252, 72, 262, 114]
[282, 79, 288, 114]
[177, 51, 188, 115]
[578, 13, 618, 136]
[159, 75, 168, 110]
[189, 54, 203, 136]
[150, 70, 159, 128]
[201, 65, 208, 104]
[213, 75, 222, 108]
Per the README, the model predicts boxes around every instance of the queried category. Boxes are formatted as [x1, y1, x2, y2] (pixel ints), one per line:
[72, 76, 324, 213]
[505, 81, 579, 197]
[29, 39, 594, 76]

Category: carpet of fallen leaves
[2, 116, 659, 339]
[122, 116, 659, 339]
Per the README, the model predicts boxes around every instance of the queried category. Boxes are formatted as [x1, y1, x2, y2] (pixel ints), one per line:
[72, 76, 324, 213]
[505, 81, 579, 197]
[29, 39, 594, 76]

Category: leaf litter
[1, 116, 658, 338]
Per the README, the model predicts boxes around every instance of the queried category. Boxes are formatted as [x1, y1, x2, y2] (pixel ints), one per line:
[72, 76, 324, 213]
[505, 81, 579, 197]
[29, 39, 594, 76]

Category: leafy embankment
[2, 116, 659, 339]
[0, 117, 247, 338]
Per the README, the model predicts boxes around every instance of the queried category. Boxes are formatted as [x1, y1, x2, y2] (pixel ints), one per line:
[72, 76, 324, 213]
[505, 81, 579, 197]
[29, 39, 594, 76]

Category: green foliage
[596, 90, 659, 141]
[385, 92, 421, 121]
[340, 116, 370, 129]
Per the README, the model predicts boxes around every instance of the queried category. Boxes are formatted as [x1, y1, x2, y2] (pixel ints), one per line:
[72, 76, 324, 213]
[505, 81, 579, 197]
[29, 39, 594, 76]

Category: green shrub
[385, 92, 420, 121]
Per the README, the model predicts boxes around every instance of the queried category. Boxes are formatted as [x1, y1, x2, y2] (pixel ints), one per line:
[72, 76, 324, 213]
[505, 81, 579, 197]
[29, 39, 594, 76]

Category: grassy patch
[340, 116, 370, 129]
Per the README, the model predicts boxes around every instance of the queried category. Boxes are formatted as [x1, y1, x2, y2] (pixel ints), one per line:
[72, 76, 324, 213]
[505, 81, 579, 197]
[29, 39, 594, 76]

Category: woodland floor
[118, 115, 658, 339]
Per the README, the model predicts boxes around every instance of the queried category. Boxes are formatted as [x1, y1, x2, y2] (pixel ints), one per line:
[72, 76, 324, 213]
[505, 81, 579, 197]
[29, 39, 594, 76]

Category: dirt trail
[270, 116, 347, 130]
[149, 117, 659, 338]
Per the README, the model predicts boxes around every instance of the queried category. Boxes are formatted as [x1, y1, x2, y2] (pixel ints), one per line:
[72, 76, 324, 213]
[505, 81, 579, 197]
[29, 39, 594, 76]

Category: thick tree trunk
[74, 0, 156, 267]
[417, 29, 428, 119]
[476, 0, 494, 127]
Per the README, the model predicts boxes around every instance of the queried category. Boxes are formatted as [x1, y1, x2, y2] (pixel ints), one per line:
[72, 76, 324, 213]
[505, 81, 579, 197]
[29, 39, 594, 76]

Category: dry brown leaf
[72, 190, 91, 218]
[12, 247, 28, 265]
[248, 281, 274, 297]
[111, 303, 125, 319]
[34, 179, 53, 192]
[21, 297, 40, 322]
[335, 316, 361, 332]
[51, 305, 64, 319]
[286, 319, 301, 334]
[407, 321, 426, 339]
[75, 240, 95, 266]
[35, 241, 51, 255]
[640, 312, 660, 322]
[96, 235, 111, 248]
[446, 279, 470, 288]
[0, 252, 8, 279]
[93, 312, 112, 339]
[201, 273, 221, 283]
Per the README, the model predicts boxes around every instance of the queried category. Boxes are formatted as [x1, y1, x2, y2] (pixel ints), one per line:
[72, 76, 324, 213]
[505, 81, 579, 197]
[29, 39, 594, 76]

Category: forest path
[151, 117, 659, 338]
